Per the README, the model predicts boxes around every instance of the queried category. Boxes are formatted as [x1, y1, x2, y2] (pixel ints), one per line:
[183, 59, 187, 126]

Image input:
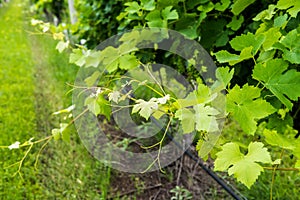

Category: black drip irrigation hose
[150, 117, 247, 200]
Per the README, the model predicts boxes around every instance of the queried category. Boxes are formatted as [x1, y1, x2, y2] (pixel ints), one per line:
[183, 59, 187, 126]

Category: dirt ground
[98, 121, 236, 200]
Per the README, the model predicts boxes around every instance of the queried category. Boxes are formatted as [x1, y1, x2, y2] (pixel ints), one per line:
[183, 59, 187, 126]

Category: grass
[0, 0, 112, 199]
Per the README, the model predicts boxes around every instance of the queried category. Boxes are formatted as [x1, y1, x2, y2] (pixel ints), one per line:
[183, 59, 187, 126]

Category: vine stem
[12, 143, 34, 179]
[264, 167, 299, 171]
[34, 136, 52, 170]
[141, 117, 172, 173]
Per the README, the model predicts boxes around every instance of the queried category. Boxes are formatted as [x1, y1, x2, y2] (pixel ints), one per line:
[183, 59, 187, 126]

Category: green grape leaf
[212, 67, 234, 91]
[56, 41, 69, 53]
[97, 95, 112, 120]
[231, 0, 256, 15]
[85, 96, 100, 116]
[228, 160, 263, 189]
[84, 71, 100, 87]
[132, 98, 159, 120]
[215, 142, 272, 188]
[60, 123, 70, 142]
[85, 95, 111, 119]
[196, 132, 222, 158]
[108, 91, 121, 103]
[145, 10, 165, 28]
[106, 59, 119, 73]
[263, 129, 295, 150]
[229, 32, 264, 55]
[197, 2, 214, 13]
[262, 27, 281, 51]
[252, 59, 300, 110]
[214, 143, 244, 171]
[194, 104, 220, 132]
[124, 2, 141, 14]
[274, 14, 288, 27]
[227, 15, 244, 31]
[161, 6, 179, 20]
[214, 50, 239, 64]
[85, 51, 102, 68]
[175, 108, 195, 133]
[277, 0, 300, 18]
[215, 46, 257, 65]
[257, 49, 276, 63]
[51, 123, 69, 142]
[279, 29, 300, 64]
[177, 84, 216, 108]
[215, 0, 230, 11]
[253, 4, 276, 21]
[119, 54, 139, 70]
[141, 0, 155, 11]
[51, 129, 61, 140]
[226, 85, 276, 135]
[69, 49, 86, 67]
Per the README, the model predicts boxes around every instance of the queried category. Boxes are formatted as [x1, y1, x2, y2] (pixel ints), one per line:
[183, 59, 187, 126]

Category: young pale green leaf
[52, 105, 75, 115]
[53, 32, 65, 41]
[231, 0, 256, 15]
[253, 4, 276, 21]
[85, 97, 100, 116]
[52, 129, 61, 140]
[56, 41, 69, 53]
[119, 54, 139, 70]
[177, 84, 216, 108]
[262, 27, 281, 51]
[84, 71, 100, 87]
[108, 91, 121, 103]
[245, 142, 272, 163]
[175, 108, 195, 134]
[215, 142, 272, 188]
[228, 160, 263, 189]
[252, 59, 300, 110]
[85, 51, 102, 68]
[69, 49, 86, 67]
[106, 59, 119, 73]
[51, 123, 69, 142]
[8, 141, 21, 150]
[194, 104, 220, 132]
[132, 98, 158, 120]
[277, 0, 300, 18]
[226, 85, 276, 135]
[214, 142, 243, 171]
[97, 95, 111, 120]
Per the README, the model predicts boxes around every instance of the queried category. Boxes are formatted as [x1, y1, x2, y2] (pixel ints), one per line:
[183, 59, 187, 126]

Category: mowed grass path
[0, 0, 110, 199]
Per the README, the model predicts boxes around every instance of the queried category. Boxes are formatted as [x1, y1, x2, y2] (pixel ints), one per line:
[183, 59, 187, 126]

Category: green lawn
[0, 0, 110, 199]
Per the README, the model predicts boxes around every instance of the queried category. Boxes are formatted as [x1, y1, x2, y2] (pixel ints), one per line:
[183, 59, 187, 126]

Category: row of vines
[6, 0, 300, 198]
